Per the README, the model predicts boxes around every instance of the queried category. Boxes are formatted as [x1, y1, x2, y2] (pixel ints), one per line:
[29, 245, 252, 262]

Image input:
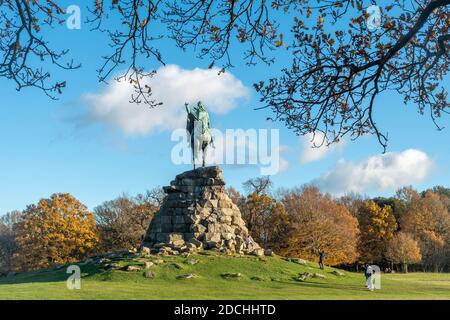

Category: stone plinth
[143, 166, 260, 254]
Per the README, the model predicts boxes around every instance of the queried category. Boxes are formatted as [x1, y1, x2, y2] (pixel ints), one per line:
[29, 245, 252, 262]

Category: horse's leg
[191, 138, 196, 170]
[193, 137, 201, 169]
[202, 142, 208, 167]
[202, 149, 205, 167]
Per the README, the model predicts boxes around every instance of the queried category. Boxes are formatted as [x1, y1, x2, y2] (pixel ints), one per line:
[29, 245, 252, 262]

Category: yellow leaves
[140, 19, 148, 28]
[15, 193, 99, 271]
[306, 7, 312, 18]
[358, 200, 398, 262]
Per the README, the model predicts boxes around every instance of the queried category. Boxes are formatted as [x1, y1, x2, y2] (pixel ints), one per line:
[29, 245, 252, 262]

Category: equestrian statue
[185, 101, 214, 169]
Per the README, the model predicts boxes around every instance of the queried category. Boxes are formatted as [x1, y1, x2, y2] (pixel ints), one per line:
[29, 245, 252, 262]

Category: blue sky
[1, 2, 449, 213]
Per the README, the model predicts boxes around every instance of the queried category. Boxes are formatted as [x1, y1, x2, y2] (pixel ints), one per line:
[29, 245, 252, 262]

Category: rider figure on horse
[185, 101, 214, 169]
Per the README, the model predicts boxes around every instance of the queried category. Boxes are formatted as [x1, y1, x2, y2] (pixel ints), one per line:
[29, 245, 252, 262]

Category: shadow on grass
[282, 276, 367, 292]
[0, 264, 106, 285]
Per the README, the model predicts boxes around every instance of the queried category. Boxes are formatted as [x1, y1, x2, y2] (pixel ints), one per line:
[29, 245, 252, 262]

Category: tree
[144, 187, 166, 208]
[373, 196, 408, 224]
[357, 200, 397, 264]
[227, 186, 246, 209]
[0, 211, 23, 273]
[15, 193, 99, 271]
[2, 1, 449, 148]
[242, 176, 273, 196]
[280, 187, 359, 266]
[396, 186, 420, 205]
[338, 192, 366, 217]
[240, 192, 289, 250]
[228, 184, 289, 250]
[401, 190, 450, 272]
[386, 232, 422, 273]
[429, 186, 450, 199]
[95, 192, 159, 253]
[428, 186, 450, 211]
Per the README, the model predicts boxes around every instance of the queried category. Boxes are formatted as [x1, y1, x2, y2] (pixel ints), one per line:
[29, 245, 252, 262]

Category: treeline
[232, 179, 450, 273]
[0, 189, 163, 274]
[1, 181, 450, 274]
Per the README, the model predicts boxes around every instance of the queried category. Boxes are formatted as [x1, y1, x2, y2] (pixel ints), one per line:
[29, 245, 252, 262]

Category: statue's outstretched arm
[185, 103, 190, 114]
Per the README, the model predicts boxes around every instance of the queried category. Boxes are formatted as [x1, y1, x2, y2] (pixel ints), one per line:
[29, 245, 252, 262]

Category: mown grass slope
[1, 253, 449, 300]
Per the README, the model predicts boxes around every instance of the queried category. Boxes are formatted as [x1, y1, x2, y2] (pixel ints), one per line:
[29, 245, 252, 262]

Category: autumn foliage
[386, 232, 422, 273]
[2, 183, 450, 273]
[0, 211, 22, 273]
[357, 200, 397, 264]
[95, 191, 160, 253]
[14, 193, 99, 271]
[401, 190, 450, 272]
[278, 187, 359, 266]
[240, 192, 289, 251]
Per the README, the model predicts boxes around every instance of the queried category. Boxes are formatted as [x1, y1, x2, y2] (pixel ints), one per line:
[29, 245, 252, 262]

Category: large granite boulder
[143, 166, 260, 254]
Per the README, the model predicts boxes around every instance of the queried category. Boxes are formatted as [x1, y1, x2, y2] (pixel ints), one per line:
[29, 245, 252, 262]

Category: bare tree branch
[0, 0, 80, 97]
[257, 0, 450, 151]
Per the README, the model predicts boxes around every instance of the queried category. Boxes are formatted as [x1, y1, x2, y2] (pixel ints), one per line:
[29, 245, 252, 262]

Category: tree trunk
[403, 263, 408, 273]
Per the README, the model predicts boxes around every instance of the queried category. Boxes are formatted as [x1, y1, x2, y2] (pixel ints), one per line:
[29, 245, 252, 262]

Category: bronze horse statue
[185, 101, 214, 169]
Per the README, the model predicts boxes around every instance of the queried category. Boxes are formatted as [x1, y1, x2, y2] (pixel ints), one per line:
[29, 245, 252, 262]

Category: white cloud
[82, 64, 250, 136]
[300, 132, 345, 164]
[312, 149, 434, 195]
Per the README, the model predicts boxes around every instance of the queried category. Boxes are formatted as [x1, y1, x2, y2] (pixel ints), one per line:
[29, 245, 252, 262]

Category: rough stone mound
[143, 166, 260, 254]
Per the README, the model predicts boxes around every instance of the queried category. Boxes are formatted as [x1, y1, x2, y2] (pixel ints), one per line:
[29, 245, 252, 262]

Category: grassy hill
[1, 252, 449, 300]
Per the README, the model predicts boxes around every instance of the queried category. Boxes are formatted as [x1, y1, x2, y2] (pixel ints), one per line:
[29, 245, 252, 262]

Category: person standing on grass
[318, 250, 325, 270]
[364, 264, 374, 291]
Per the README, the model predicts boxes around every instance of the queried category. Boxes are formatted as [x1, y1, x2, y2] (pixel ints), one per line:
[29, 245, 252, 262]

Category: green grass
[1, 253, 449, 300]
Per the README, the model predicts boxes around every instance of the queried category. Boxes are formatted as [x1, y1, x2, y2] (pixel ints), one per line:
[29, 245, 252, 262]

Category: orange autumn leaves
[233, 185, 448, 270]
[278, 187, 359, 266]
[15, 193, 99, 271]
[234, 186, 360, 266]
[240, 192, 289, 252]
[5, 184, 449, 272]
[385, 232, 422, 272]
